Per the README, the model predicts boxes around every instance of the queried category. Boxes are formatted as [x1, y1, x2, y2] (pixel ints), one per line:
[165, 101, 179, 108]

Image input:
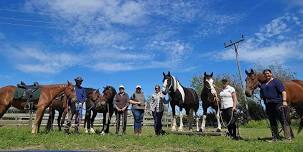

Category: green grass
[0, 125, 302, 152]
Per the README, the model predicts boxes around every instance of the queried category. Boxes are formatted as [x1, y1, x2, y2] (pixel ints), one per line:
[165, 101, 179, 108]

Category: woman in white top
[219, 79, 238, 140]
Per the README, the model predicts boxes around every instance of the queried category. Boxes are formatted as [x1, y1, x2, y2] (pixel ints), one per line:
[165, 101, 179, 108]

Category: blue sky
[0, 0, 302, 97]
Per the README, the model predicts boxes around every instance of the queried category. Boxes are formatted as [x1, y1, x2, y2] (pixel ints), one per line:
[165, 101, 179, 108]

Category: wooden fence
[0, 110, 172, 128]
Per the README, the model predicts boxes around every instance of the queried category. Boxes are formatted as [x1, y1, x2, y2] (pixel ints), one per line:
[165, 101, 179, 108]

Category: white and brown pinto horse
[245, 69, 303, 133]
[162, 72, 199, 131]
[200, 72, 222, 132]
[0, 82, 77, 134]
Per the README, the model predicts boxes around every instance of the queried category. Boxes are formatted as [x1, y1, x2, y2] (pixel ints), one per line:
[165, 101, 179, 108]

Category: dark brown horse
[0, 82, 77, 134]
[85, 86, 116, 134]
[162, 72, 199, 131]
[45, 92, 68, 131]
[245, 69, 303, 133]
[200, 72, 222, 132]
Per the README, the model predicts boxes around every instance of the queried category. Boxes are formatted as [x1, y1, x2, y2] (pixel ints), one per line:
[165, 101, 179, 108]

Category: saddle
[15, 81, 41, 110]
[17, 81, 39, 90]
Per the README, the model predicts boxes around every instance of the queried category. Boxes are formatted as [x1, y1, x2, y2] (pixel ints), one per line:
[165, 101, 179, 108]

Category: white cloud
[212, 12, 303, 65]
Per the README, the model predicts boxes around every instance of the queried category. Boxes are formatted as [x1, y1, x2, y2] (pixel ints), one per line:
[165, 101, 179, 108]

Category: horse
[162, 71, 199, 131]
[200, 72, 222, 132]
[45, 92, 68, 132]
[84, 86, 117, 134]
[245, 69, 303, 133]
[0, 81, 77, 134]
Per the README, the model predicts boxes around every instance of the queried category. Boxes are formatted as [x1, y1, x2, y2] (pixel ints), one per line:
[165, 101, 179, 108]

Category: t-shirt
[219, 85, 236, 109]
[260, 78, 285, 103]
[75, 86, 86, 103]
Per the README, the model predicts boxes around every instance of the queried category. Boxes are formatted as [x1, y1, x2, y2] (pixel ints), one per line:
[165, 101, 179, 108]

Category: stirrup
[24, 102, 31, 110]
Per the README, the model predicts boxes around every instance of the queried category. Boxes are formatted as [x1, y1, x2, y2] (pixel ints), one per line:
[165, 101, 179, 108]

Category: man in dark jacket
[113, 85, 129, 135]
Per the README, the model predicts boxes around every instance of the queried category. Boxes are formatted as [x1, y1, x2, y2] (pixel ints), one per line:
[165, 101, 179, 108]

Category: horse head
[162, 71, 173, 95]
[245, 69, 259, 97]
[203, 72, 216, 95]
[87, 88, 101, 103]
[64, 81, 77, 102]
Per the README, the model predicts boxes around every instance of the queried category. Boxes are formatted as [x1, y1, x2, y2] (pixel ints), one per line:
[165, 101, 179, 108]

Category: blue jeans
[132, 109, 144, 131]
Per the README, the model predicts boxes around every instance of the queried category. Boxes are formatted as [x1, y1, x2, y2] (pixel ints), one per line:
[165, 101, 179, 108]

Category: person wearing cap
[113, 85, 130, 135]
[150, 84, 167, 135]
[219, 79, 238, 140]
[64, 76, 87, 134]
[129, 85, 146, 136]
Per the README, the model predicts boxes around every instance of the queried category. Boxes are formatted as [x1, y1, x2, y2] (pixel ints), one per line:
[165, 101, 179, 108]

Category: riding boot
[283, 126, 292, 140]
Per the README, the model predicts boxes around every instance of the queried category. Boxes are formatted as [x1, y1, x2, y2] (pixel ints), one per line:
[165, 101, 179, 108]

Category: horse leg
[46, 107, 54, 132]
[84, 110, 90, 133]
[105, 109, 113, 133]
[32, 106, 46, 134]
[201, 106, 207, 132]
[178, 107, 184, 131]
[100, 112, 106, 135]
[57, 110, 63, 131]
[195, 112, 199, 132]
[171, 104, 177, 131]
[90, 110, 97, 133]
[60, 109, 67, 128]
[216, 108, 222, 132]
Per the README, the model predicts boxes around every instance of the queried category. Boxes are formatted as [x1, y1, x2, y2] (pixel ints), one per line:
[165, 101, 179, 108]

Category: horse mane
[103, 86, 116, 94]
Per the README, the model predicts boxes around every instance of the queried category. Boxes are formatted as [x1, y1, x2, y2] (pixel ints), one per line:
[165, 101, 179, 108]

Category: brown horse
[0, 82, 77, 134]
[46, 92, 68, 132]
[245, 69, 303, 133]
[85, 86, 117, 134]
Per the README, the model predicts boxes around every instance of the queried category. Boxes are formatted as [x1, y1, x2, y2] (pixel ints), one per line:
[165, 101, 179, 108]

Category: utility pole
[224, 35, 250, 119]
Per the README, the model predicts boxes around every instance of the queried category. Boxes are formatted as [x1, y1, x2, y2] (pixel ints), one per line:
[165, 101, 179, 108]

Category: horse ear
[168, 71, 171, 76]
[250, 69, 254, 74]
[245, 70, 249, 75]
[163, 72, 166, 77]
[210, 72, 213, 77]
[204, 72, 206, 76]
[67, 81, 71, 85]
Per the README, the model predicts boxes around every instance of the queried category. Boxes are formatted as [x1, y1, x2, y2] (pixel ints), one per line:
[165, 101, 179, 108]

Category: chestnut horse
[0, 82, 77, 134]
[245, 69, 303, 133]
[46, 92, 68, 131]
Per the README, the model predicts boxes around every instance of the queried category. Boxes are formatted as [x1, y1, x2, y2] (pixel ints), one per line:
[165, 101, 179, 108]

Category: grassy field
[0, 122, 302, 152]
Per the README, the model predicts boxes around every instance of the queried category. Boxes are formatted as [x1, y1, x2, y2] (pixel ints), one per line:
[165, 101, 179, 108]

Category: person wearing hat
[129, 85, 146, 136]
[113, 85, 130, 135]
[64, 76, 86, 134]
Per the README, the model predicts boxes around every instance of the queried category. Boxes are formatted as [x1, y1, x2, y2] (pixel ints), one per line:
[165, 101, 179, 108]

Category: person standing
[64, 76, 86, 134]
[260, 69, 292, 141]
[219, 79, 238, 140]
[129, 85, 146, 136]
[150, 84, 166, 135]
[113, 85, 130, 135]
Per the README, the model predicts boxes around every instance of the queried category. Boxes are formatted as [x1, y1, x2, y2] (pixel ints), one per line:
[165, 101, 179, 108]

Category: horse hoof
[178, 127, 183, 132]
[85, 128, 89, 134]
[216, 128, 221, 132]
[171, 127, 177, 132]
[90, 128, 95, 134]
[100, 131, 105, 135]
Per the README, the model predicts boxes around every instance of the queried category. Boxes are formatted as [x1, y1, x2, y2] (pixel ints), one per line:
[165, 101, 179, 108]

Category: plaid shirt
[150, 92, 164, 112]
